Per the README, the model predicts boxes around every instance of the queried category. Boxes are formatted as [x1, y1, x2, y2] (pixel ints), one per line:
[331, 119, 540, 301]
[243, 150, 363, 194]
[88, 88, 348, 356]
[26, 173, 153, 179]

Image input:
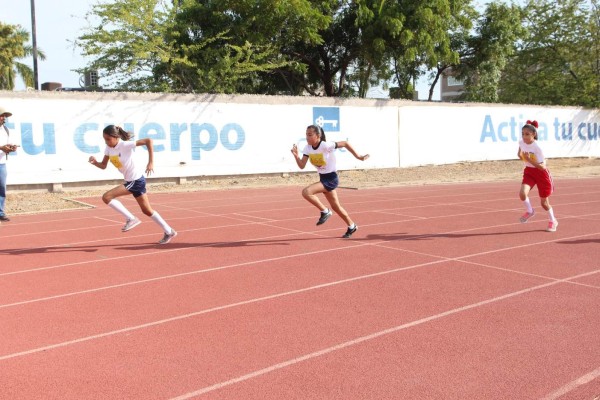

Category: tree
[498, 0, 599, 107]
[387, 0, 477, 101]
[74, 0, 181, 91]
[0, 22, 46, 90]
[274, 1, 361, 96]
[169, 0, 328, 94]
[454, 2, 524, 103]
[273, 0, 476, 98]
[75, 0, 325, 93]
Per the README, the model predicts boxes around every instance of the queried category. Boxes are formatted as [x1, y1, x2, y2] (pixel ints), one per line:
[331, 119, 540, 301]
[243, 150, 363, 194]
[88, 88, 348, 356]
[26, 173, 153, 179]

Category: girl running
[291, 124, 369, 238]
[517, 120, 558, 232]
[89, 125, 177, 244]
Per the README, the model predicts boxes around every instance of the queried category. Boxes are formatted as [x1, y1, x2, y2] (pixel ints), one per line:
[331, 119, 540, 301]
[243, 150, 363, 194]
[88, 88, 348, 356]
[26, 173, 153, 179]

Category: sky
[3, 0, 93, 90]
[2, 0, 440, 99]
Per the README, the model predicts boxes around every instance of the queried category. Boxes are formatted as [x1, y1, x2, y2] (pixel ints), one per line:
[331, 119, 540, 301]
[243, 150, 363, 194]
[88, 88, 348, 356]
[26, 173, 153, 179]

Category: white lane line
[2, 218, 599, 308]
[0, 222, 303, 276]
[0, 259, 447, 361]
[541, 366, 600, 400]
[168, 270, 600, 400]
[0, 238, 391, 309]
[3, 197, 599, 278]
[1, 258, 598, 368]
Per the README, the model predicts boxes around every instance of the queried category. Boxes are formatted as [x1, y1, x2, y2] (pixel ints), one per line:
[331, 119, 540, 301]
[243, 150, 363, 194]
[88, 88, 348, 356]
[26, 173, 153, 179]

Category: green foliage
[72, 0, 599, 105]
[163, 0, 326, 93]
[498, 0, 599, 107]
[75, 0, 327, 93]
[0, 22, 44, 90]
[74, 0, 177, 91]
[387, 0, 476, 101]
[456, 2, 525, 103]
[74, 0, 477, 97]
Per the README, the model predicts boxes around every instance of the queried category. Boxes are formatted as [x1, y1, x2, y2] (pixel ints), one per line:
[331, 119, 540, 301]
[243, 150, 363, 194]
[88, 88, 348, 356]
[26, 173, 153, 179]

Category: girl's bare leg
[324, 189, 354, 226]
[134, 193, 155, 216]
[102, 184, 130, 204]
[519, 183, 531, 202]
[302, 182, 329, 212]
[540, 197, 551, 212]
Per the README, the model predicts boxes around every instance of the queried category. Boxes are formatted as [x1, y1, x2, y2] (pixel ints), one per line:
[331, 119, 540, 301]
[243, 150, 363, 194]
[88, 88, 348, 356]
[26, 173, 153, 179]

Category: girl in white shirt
[291, 125, 369, 238]
[517, 120, 558, 232]
[89, 125, 177, 244]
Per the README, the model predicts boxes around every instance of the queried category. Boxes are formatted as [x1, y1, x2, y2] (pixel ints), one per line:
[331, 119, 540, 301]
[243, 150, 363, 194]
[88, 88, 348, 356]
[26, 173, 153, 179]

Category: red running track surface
[0, 178, 599, 399]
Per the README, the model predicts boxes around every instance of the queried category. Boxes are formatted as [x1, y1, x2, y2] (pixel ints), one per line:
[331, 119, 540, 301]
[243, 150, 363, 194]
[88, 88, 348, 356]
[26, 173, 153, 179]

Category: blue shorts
[124, 176, 147, 198]
[319, 171, 339, 192]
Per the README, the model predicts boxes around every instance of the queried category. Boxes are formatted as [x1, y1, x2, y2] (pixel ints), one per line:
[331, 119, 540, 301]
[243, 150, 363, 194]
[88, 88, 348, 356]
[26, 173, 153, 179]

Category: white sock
[321, 208, 330, 214]
[151, 211, 173, 233]
[108, 199, 135, 220]
[547, 207, 556, 221]
[349, 223, 356, 229]
[523, 198, 533, 213]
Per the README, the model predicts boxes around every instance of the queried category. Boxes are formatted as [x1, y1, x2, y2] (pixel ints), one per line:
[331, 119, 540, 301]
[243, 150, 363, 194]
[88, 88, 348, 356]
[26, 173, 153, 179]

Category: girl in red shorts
[517, 120, 558, 232]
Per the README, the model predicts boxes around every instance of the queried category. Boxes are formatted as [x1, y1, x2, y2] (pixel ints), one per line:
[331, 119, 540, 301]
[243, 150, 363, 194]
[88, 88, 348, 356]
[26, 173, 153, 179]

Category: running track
[1, 178, 599, 399]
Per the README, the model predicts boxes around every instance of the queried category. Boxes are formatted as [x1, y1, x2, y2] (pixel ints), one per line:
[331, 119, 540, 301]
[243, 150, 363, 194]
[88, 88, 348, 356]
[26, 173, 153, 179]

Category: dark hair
[307, 124, 326, 142]
[522, 119, 538, 140]
[103, 125, 134, 141]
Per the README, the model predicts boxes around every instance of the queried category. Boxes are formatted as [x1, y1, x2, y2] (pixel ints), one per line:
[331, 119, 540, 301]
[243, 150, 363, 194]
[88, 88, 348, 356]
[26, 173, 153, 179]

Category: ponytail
[319, 126, 327, 142]
[103, 124, 134, 140]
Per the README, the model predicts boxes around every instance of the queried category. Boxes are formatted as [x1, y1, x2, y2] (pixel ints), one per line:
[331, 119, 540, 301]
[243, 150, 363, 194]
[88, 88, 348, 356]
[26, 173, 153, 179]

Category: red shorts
[522, 166, 554, 198]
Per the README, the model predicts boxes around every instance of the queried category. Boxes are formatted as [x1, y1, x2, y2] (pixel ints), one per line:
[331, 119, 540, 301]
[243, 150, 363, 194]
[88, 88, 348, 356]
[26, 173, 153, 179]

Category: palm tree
[0, 22, 46, 90]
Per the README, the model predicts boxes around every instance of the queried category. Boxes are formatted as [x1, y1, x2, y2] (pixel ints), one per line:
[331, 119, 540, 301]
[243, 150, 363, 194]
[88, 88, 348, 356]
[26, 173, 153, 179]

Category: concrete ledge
[51, 183, 63, 193]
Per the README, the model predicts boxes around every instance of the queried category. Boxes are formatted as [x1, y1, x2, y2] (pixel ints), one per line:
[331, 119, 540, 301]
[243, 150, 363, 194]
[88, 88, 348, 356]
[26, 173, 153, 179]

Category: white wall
[398, 104, 600, 167]
[0, 91, 598, 185]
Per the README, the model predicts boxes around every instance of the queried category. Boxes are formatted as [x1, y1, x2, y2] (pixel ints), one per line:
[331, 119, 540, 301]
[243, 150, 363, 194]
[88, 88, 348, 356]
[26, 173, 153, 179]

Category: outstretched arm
[136, 138, 154, 175]
[336, 141, 369, 161]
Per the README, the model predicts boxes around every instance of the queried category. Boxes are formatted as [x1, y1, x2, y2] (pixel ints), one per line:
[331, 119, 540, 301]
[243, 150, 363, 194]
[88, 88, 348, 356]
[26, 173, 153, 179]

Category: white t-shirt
[0, 126, 9, 165]
[302, 140, 338, 174]
[519, 139, 545, 168]
[104, 139, 143, 181]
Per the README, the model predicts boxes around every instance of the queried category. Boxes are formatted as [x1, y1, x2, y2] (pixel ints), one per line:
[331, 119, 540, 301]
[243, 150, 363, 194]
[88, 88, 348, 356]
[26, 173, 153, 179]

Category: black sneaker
[342, 225, 357, 238]
[0, 215, 10, 222]
[316, 210, 333, 225]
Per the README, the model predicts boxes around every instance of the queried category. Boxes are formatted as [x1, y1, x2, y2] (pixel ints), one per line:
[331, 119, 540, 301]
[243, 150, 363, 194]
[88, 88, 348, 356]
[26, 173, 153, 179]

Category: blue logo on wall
[313, 107, 340, 132]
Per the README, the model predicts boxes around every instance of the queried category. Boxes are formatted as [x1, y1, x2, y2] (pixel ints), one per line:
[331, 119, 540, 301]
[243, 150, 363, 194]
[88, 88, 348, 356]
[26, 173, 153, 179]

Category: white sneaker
[122, 218, 141, 232]
[546, 220, 558, 232]
[158, 230, 177, 244]
[519, 211, 535, 223]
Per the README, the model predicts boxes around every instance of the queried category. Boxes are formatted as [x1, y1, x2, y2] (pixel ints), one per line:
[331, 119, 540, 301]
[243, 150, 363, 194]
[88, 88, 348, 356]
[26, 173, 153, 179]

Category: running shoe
[316, 209, 333, 225]
[158, 230, 178, 244]
[342, 225, 358, 238]
[546, 220, 558, 232]
[122, 218, 141, 232]
[519, 211, 535, 223]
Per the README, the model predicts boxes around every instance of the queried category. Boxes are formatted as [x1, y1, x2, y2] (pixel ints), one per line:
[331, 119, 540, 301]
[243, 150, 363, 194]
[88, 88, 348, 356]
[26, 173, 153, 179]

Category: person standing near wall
[0, 107, 19, 222]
